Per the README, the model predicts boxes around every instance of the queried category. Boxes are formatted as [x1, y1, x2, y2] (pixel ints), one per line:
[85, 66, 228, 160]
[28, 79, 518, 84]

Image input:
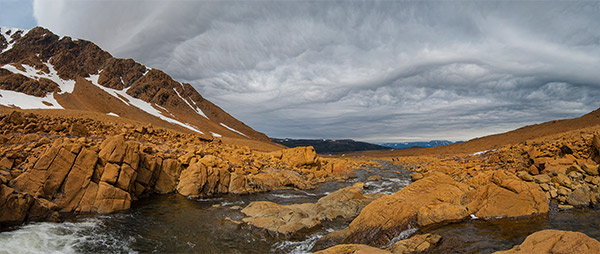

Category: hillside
[272, 138, 388, 153]
[357, 108, 600, 157]
[0, 26, 272, 147]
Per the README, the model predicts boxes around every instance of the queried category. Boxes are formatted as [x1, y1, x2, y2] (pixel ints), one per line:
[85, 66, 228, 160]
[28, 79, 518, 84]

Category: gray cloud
[33, 1, 600, 142]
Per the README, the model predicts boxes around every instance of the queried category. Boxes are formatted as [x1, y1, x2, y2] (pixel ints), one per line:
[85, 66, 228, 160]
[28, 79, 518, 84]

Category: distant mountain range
[378, 140, 461, 149]
[271, 138, 389, 154]
[271, 138, 461, 153]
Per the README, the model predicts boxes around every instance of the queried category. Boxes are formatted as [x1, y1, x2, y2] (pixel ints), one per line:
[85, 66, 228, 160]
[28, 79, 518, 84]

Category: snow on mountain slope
[0, 26, 270, 142]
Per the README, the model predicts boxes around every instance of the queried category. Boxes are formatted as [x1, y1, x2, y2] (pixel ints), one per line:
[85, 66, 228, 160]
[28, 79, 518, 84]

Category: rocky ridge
[0, 110, 371, 228]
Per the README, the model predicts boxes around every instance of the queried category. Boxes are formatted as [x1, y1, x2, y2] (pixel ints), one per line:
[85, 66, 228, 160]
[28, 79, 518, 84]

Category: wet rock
[314, 244, 390, 254]
[241, 183, 378, 235]
[367, 175, 383, 181]
[387, 233, 442, 254]
[0, 184, 32, 226]
[494, 229, 600, 254]
[417, 202, 468, 227]
[315, 173, 468, 249]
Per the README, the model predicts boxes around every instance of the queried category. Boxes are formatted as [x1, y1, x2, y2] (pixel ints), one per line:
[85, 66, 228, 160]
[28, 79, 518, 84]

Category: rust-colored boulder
[466, 171, 548, 219]
[272, 146, 320, 168]
[0, 184, 32, 226]
[176, 161, 208, 197]
[99, 135, 127, 164]
[494, 229, 600, 254]
[93, 182, 131, 213]
[154, 158, 181, 194]
[69, 122, 88, 137]
[387, 233, 442, 254]
[315, 173, 469, 249]
[54, 147, 97, 212]
[241, 183, 378, 235]
[417, 202, 468, 227]
[314, 244, 390, 254]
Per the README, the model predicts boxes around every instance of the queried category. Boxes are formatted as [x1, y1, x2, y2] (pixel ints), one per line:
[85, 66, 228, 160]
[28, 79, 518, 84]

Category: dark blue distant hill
[378, 140, 461, 149]
[271, 138, 389, 153]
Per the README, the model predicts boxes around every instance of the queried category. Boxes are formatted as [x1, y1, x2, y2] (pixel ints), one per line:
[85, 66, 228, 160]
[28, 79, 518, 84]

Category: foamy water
[0, 218, 135, 254]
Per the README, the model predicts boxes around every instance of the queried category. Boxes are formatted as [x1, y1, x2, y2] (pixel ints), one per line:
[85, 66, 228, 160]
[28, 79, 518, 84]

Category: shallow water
[0, 163, 411, 254]
[427, 205, 600, 253]
[3, 163, 600, 254]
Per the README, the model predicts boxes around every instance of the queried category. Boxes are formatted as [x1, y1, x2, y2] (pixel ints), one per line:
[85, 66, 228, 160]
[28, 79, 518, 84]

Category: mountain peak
[0, 26, 269, 142]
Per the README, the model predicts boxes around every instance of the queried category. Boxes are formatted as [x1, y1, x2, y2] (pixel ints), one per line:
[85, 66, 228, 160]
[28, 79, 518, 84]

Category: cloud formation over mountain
[33, 1, 600, 142]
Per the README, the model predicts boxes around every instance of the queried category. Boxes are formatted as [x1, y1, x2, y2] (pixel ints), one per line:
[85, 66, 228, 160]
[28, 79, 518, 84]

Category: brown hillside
[358, 108, 600, 157]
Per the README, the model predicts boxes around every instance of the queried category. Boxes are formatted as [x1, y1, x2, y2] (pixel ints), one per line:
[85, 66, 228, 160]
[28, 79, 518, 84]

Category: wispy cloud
[33, 1, 600, 142]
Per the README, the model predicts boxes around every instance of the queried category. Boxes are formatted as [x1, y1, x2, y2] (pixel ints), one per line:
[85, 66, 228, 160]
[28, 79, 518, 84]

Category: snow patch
[210, 132, 222, 138]
[472, 149, 497, 156]
[220, 123, 248, 137]
[0, 27, 29, 54]
[172, 87, 208, 119]
[106, 112, 119, 117]
[1, 62, 75, 94]
[86, 74, 204, 134]
[0, 89, 62, 109]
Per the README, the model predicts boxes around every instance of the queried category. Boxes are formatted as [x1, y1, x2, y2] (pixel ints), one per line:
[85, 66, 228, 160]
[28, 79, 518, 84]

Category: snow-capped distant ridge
[378, 140, 461, 149]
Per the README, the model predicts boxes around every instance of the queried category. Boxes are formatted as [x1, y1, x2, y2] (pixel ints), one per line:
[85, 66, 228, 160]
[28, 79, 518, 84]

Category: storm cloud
[33, 1, 600, 142]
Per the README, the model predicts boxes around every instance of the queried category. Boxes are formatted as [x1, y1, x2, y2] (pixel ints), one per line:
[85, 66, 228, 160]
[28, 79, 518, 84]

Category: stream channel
[1, 162, 600, 253]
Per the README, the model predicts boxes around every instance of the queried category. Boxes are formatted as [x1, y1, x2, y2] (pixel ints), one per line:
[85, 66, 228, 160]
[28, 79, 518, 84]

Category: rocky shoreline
[0, 110, 373, 228]
[2, 109, 600, 253]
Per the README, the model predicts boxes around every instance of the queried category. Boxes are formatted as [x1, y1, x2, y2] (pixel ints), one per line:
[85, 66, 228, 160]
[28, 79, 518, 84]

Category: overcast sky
[3, 1, 600, 142]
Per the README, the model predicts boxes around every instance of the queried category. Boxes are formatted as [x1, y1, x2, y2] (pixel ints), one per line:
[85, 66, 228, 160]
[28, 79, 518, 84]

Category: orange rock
[314, 244, 390, 254]
[417, 202, 468, 227]
[494, 229, 600, 254]
[93, 182, 131, 213]
[466, 171, 548, 219]
[316, 173, 468, 249]
[386, 233, 442, 254]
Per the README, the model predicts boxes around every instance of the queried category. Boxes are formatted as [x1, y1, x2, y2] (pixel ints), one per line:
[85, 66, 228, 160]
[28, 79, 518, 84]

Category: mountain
[272, 138, 388, 153]
[0, 26, 270, 144]
[378, 140, 460, 149]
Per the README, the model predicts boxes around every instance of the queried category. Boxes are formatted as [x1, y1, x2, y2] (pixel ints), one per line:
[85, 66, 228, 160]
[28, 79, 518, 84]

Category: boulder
[417, 202, 468, 227]
[274, 146, 320, 168]
[241, 183, 377, 235]
[494, 229, 600, 254]
[387, 233, 442, 254]
[566, 186, 590, 207]
[176, 161, 208, 197]
[314, 244, 390, 254]
[466, 171, 548, 219]
[315, 173, 468, 249]
[0, 184, 32, 226]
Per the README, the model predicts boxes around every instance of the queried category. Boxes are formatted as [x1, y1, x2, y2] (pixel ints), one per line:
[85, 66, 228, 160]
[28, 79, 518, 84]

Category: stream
[1, 163, 600, 253]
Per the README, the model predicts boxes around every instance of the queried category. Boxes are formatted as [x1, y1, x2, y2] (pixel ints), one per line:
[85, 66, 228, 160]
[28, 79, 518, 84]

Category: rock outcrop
[314, 173, 469, 249]
[0, 111, 374, 227]
[314, 170, 548, 250]
[240, 183, 381, 235]
[314, 233, 442, 254]
[494, 229, 600, 254]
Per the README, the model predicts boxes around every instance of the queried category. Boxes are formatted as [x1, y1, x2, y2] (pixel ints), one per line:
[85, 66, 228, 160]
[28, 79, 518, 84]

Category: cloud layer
[33, 1, 600, 142]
